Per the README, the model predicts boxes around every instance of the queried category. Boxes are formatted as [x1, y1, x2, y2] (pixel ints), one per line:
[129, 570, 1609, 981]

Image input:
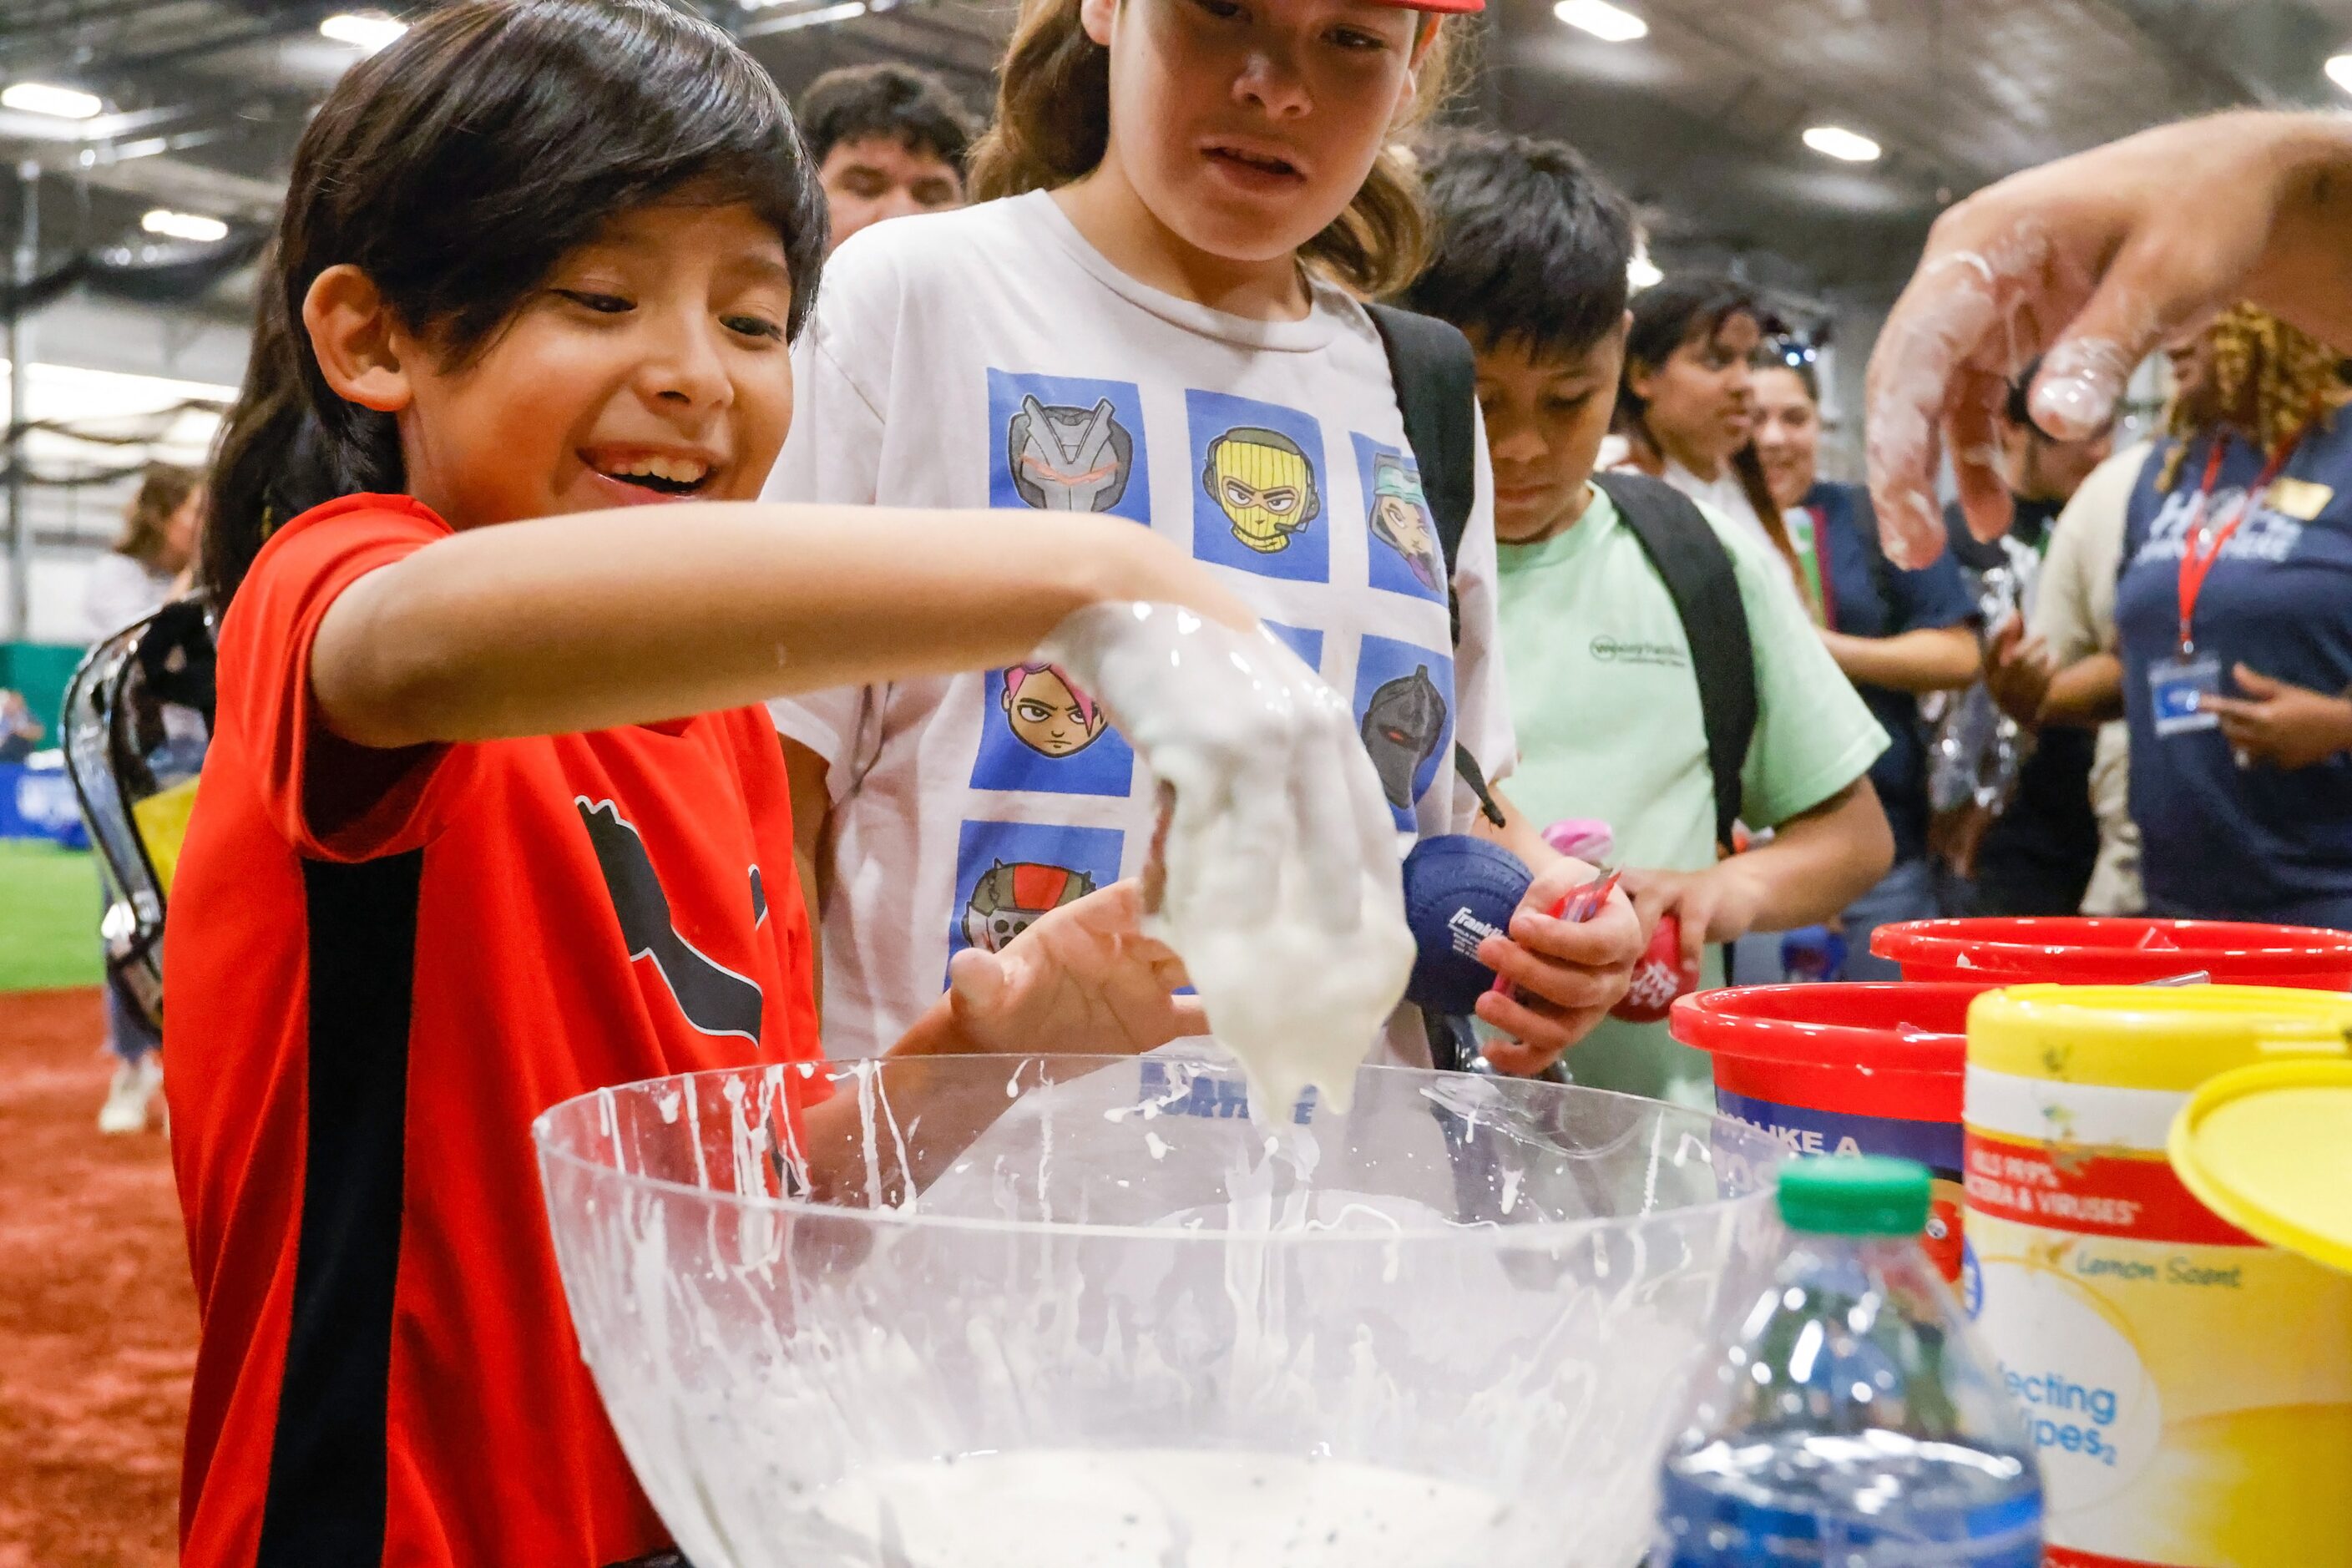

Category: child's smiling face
[306, 200, 797, 529]
[1085, 0, 1426, 271]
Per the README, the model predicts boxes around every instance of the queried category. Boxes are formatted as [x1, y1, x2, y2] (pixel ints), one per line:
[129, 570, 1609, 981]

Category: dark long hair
[203, 0, 826, 604]
[1617, 275, 1808, 603]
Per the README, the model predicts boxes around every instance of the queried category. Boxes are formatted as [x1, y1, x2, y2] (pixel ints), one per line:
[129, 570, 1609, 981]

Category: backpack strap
[1364, 301, 1503, 827]
[1363, 302, 1477, 585]
[1591, 471, 1758, 856]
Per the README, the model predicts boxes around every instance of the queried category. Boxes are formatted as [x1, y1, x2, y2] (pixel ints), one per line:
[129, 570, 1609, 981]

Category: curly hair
[2159, 302, 2352, 489]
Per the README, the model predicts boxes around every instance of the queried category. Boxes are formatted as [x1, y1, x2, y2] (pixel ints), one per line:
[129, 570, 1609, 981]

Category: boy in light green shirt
[1401, 133, 1894, 1104]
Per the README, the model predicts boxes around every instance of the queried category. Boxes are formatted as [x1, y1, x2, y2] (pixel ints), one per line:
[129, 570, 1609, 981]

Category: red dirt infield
[0, 987, 191, 1568]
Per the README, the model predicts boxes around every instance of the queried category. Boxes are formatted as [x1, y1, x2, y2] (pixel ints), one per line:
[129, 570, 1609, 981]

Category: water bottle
[1655, 1156, 2042, 1566]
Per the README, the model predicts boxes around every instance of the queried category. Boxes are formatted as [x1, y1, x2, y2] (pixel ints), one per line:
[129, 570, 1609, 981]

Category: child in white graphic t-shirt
[766, 0, 1642, 1077]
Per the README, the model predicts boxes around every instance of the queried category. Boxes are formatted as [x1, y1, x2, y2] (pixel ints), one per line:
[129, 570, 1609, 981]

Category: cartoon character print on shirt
[1351, 635, 1456, 830]
[1004, 662, 1107, 756]
[1007, 397, 1135, 512]
[1352, 436, 1445, 600]
[1204, 427, 1319, 554]
[969, 661, 1138, 797]
[964, 860, 1099, 953]
[577, 797, 763, 1041]
[946, 820, 1125, 980]
[1186, 390, 1331, 583]
[986, 370, 1152, 524]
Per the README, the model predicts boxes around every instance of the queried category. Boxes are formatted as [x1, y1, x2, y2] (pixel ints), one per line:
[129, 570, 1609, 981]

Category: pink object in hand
[1542, 818, 1615, 863]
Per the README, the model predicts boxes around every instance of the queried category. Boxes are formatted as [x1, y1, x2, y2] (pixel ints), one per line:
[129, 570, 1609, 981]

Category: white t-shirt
[83, 552, 175, 640]
[766, 191, 1515, 1063]
[1655, 457, 1801, 597]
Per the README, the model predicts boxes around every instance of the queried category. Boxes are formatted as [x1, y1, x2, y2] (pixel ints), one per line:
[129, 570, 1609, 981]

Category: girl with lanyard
[2114, 305, 2352, 926]
[766, 0, 1641, 1080]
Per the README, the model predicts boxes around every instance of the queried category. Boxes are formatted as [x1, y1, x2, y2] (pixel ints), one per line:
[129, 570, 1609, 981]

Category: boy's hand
[944, 881, 1205, 1058]
[1471, 858, 1642, 1078]
[1622, 862, 1768, 976]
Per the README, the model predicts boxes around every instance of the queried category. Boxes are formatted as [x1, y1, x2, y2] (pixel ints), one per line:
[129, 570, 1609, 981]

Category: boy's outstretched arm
[311, 505, 1247, 749]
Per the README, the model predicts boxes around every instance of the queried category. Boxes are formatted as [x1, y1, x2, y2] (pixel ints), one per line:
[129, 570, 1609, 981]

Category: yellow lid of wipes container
[1966, 982, 2352, 1090]
[1962, 984, 2352, 1568]
[2171, 1058, 2352, 1278]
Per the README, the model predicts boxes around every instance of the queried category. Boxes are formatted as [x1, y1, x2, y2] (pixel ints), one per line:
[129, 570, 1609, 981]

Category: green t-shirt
[1495, 484, 1888, 1105]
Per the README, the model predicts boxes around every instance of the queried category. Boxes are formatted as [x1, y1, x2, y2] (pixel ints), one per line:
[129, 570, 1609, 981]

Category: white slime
[1043, 602, 1414, 1116]
[807, 1449, 1525, 1567]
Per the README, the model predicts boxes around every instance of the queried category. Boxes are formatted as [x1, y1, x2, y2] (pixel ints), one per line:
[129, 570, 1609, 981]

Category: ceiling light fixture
[2, 82, 104, 121]
[1803, 124, 1882, 164]
[142, 209, 230, 244]
[2327, 53, 2352, 95]
[746, 0, 867, 30]
[320, 13, 409, 52]
[1553, 0, 1646, 41]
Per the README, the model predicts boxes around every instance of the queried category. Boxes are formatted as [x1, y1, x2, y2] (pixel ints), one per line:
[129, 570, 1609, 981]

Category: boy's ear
[1078, 0, 1117, 50]
[303, 264, 413, 414]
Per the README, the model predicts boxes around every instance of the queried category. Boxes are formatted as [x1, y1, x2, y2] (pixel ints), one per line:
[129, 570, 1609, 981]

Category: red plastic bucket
[1671, 983, 1975, 1281]
[1871, 916, 2352, 990]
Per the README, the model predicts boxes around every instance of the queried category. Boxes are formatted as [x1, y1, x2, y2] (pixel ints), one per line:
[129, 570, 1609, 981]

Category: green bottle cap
[1776, 1156, 1931, 1237]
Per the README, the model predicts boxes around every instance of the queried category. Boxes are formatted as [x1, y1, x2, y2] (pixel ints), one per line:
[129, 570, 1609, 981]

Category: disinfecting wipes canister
[1962, 984, 2352, 1568]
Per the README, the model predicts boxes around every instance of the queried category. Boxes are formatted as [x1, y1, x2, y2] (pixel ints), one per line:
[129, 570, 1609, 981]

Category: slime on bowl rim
[534, 1057, 1784, 1246]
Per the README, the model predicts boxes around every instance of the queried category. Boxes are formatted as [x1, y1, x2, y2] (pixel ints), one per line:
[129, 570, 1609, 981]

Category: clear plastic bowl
[534, 1054, 1786, 1567]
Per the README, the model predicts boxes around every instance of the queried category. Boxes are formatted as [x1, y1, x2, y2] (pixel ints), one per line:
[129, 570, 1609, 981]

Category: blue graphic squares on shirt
[1351, 434, 1446, 603]
[1186, 390, 1329, 583]
[970, 664, 1136, 797]
[1266, 620, 1324, 674]
[948, 821, 1126, 977]
[987, 370, 1151, 524]
[1353, 635, 1454, 831]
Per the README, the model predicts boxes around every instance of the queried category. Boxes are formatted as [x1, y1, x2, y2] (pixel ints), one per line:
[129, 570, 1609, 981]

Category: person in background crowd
[1402, 131, 1891, 1103]
[84, 463, 202, 638]
[799, 63, 975, 253]
[1931, 367, 2112, 918]
[1983, 331, 2180, 918]
[770, 0, 1647, 1084]
[1992, 430, 2151, 917]
[1752, 360, 1977, 976]
[2000, 304, 2352, 926]
[0, 687, 39, 762]
[86, 462, 205, 1134]
[1614, 275, 1813, 606]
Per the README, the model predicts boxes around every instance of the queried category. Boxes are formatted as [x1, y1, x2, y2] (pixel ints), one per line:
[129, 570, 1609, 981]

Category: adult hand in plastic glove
[1040, 601, 1414, 1113]
[1866, 111, 2352, 565]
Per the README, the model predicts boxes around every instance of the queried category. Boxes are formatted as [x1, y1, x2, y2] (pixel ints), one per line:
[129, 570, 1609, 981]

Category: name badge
[2150, 654, 2223, 737]
[2266, 476, 2333, 521]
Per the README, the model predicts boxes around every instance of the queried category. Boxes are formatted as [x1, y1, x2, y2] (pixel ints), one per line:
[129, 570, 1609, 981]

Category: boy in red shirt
[166, 4, 1388, 1564]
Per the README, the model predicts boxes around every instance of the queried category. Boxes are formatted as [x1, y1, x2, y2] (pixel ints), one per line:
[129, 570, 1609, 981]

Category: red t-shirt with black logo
[164, 494, 826, 1568]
